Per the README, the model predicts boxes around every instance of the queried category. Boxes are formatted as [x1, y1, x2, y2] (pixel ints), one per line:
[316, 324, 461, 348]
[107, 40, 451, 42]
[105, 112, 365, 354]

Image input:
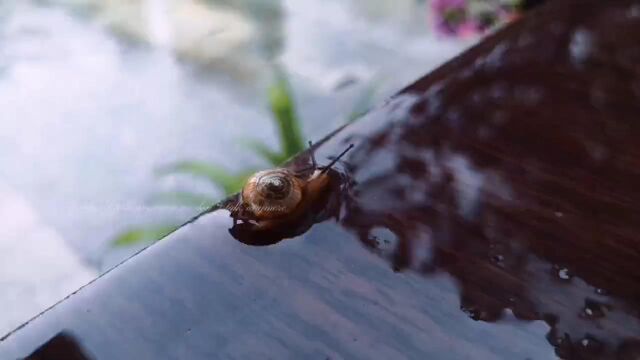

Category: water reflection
[223, 0, 640, 357]
[335, 1, 640, 353]
[223, 88, 640, 357]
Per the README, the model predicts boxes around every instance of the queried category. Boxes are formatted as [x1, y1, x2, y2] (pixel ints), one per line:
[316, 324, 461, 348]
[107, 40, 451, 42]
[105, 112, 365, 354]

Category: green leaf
[155, 161, 242, 195]
[241, 139, 285, 166]
[112, 225, 178, 247]
[268, 71, 306, 158]
[149, 191, 217, 208]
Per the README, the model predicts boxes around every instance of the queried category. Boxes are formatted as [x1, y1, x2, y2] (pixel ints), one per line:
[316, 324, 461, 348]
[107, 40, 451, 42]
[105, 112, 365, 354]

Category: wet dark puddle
[223, 0, 640, 358]
[222, 104, 640, 358]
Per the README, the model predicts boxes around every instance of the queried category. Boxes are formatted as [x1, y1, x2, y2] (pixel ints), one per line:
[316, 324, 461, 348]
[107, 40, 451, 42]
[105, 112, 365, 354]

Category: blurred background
[0, 0, 524, 336]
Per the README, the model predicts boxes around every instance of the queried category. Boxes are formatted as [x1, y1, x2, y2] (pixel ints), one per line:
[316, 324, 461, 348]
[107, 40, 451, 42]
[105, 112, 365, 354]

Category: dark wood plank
[2, 0, 640, 359]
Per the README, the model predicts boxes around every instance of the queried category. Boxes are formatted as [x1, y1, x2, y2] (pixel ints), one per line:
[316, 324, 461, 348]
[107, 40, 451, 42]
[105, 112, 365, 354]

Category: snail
[230, 143, 354, 233]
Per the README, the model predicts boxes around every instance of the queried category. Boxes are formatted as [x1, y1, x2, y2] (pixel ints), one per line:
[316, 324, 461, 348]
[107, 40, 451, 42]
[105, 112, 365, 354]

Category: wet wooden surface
[2, 0, 640, 359]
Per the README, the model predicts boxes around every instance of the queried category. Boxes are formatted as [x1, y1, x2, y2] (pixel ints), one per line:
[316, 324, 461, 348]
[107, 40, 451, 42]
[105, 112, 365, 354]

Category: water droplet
[491, 254, 505, 267]
[579, 335, 604, 353]
[595, 288, 608, 295]
[580, 298, 608, 319]
[460, 305, 481, 321]
[366, 235, 380, 249]
[584, 308, 593, 316]
[569, 28, 593, 65]
[367, 227, 398, 254]
[557, 267, 571, 280]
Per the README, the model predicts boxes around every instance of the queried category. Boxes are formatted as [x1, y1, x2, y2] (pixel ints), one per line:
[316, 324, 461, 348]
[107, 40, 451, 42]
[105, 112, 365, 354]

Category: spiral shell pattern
[241, 169, 303, 219]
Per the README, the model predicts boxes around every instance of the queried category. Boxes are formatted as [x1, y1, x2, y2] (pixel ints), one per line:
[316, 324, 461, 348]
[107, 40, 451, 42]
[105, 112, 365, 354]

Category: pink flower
[431, 0, 476, 37]
[430, 0, 520, 38]
[431, 0, 468, 13]
[457, 20, 481, 38]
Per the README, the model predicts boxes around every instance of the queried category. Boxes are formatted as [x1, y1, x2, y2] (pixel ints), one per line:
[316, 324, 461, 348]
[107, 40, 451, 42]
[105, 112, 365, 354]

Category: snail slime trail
[227, 143, 354, 246]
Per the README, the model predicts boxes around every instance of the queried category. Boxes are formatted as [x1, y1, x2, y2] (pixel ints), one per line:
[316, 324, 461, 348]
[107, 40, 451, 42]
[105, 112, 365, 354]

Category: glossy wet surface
[0, 0, 468, 334]
[329, 1, 640, 356]
[3, 0, 640, 359]
[3, 210, 555, 360]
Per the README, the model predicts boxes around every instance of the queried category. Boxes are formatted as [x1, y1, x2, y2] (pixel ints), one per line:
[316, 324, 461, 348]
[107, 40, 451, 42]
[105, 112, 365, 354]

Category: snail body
[237, 168, 331, 230]
[232, 143, 354, 232]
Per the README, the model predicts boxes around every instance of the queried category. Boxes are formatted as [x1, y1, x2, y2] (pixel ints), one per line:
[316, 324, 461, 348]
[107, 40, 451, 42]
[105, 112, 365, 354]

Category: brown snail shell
[234, 143, 353, 232]
[241, 169, 303, 219]
[238, 168, 331, 230]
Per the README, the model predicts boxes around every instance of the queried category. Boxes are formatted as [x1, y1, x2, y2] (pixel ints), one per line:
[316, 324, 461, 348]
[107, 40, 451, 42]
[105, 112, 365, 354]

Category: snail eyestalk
[308, 140, 318, 168]
[319, 144, 354, 174]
